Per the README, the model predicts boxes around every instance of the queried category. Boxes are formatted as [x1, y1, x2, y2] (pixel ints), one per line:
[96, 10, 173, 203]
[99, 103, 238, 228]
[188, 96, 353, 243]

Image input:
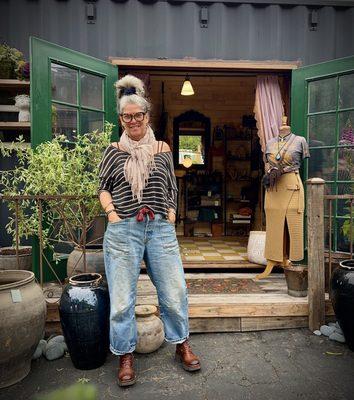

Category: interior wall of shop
[138, 73, 288, 230]
[0, 0, 354, 66]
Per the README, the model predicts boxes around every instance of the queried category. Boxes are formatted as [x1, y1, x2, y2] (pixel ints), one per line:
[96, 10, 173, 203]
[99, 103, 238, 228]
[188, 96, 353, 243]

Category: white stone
[320, 325, 336, 337]
[44, 342, 66, 361]
[47, 335, 65, 345]
[329, 332, 346, 343]
[335, 325, 344, 335]
[32, 339, 47, 360]
[313, 330, 322, 336]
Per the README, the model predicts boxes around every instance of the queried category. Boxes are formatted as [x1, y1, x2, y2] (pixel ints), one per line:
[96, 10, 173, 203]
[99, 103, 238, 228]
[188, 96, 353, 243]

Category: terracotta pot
[67, 245, 104, 277]
[135, 305, 164, 354]
[284, 265, 308, 297]
[0, 246, 32, 271]
[330, 259, 354, 351]
[0, 270, 46, 388]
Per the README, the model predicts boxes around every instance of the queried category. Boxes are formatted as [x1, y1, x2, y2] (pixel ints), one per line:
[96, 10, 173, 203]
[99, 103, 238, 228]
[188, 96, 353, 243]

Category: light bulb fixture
[181, 74, 194, 96]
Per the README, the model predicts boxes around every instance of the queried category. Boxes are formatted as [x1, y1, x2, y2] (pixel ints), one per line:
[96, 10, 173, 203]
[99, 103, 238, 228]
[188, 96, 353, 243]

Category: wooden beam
[0, 122, 30, 130]
[0, 105, 18, 112]
[241, 316, 308, 331]
[109, 58, 300, 71]
[0, 79, 30, 89]
[306, 178, 326, 331]
[189, 317, 241, 333]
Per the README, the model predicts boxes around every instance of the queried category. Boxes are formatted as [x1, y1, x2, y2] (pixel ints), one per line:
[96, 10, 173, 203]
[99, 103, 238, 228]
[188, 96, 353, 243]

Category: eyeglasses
[120, 112, 146, 123]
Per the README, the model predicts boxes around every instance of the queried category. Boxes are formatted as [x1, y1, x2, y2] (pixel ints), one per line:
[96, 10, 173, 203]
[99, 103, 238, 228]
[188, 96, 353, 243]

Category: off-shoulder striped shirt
[98, 145, 178, 218]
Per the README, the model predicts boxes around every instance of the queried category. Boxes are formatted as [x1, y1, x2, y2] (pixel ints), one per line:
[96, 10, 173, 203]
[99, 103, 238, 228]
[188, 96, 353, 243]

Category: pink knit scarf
[119, 126, 157, 203]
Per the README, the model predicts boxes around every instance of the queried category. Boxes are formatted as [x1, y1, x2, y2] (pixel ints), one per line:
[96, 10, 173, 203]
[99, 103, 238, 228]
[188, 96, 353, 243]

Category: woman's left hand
[167, 209, 176, 224]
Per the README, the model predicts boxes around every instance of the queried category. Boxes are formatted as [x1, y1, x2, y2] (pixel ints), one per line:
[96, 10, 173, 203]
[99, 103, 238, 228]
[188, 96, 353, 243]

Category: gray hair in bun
[115, 74, 151, 114]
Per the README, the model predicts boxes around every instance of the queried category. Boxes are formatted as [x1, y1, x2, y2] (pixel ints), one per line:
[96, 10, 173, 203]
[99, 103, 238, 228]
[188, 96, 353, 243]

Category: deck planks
[43, 273, 334, 336]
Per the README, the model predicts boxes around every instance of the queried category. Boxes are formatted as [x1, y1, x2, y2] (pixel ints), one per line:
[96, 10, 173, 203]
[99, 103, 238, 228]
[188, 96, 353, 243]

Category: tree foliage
[0, 124, 113, 249]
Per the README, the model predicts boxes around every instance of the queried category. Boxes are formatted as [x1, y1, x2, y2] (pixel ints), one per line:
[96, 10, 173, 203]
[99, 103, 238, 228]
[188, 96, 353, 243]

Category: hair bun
[115, 75, 145, 99]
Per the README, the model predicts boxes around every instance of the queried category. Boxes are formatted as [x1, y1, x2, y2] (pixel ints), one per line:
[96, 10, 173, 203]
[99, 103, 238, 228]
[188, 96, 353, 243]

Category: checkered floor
[178, 237, 249, 263]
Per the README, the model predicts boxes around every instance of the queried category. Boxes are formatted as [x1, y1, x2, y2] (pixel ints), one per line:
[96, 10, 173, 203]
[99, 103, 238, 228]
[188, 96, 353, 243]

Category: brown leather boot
[117, 353, 136, 387]
[175, 340, 201, 372]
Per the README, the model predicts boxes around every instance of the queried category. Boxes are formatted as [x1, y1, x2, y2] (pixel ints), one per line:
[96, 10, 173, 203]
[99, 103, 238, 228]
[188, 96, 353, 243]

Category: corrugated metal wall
[0, 0, 353, 65]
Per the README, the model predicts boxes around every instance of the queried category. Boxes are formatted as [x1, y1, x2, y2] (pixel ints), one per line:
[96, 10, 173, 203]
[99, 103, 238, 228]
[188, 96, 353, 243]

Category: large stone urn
[0, 246, 32, 271]
[59, 273, 109, 370]
[0, 270, 46, 388]
[330, 259, 354, 351]
[135, 305, 164, 354]
[67, 245, 104, 277]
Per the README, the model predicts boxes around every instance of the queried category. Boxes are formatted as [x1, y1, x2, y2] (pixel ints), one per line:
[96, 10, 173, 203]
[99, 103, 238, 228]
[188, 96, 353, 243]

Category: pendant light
[181, 74, 194, 96]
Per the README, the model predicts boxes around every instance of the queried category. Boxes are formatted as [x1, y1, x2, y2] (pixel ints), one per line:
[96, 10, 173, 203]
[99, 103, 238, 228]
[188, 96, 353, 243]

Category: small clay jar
[135, 305, 164, 354]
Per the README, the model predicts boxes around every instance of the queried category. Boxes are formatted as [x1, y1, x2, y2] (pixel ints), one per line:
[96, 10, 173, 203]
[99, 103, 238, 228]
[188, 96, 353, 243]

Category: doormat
[186, 278, 264, 295]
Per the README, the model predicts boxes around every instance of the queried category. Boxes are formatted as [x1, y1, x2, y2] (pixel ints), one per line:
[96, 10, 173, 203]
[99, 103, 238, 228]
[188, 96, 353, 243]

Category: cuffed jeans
[103, 213, 189, 355]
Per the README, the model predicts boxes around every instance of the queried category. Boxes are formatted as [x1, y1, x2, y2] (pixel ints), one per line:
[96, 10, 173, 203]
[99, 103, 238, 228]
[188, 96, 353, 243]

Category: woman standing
[98, 75, 200, 387]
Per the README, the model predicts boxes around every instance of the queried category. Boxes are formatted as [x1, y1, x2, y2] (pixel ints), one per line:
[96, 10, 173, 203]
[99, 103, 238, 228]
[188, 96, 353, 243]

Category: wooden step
[44, 273, 335, 336]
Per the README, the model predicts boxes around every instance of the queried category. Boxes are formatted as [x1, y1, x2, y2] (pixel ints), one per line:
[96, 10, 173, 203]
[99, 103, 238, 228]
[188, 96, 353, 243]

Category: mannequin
[256, 116, 310, 280]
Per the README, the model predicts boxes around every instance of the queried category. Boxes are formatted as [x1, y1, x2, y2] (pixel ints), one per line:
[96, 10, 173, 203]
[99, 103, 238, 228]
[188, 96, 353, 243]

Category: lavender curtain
[253, 76, 284, 155]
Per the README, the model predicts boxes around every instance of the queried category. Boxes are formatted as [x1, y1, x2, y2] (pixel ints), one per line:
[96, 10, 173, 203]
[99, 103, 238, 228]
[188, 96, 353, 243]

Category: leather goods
[118, 353, 136, 387]
[175, 340, 201, 372]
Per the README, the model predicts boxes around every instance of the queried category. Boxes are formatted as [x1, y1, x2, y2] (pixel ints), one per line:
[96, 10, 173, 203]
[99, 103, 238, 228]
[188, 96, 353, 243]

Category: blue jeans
[103, 213, 189, 355]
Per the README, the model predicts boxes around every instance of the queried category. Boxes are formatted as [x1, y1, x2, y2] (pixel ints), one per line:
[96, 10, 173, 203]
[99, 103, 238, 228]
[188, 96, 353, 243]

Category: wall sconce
[200, 6, 208, 28]
[309, 9, 318, 31]
[86, 2, 97, 24]
[181, 74, 195, 96]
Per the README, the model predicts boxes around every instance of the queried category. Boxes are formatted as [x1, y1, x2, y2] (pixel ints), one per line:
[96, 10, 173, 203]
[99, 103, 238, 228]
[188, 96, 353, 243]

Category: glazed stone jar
[59, 273, 109, 369]
[135, 305, 165, 354]
[330, 259, 354, 351]
[0, 270, 46, 388]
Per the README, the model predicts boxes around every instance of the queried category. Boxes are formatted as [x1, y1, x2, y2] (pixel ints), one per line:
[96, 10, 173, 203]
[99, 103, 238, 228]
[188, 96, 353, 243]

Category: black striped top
[98, 145, 178, 218]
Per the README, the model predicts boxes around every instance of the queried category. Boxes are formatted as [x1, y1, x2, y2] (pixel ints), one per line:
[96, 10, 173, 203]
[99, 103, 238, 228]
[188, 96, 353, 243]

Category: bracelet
[106, 209, 117, 217]
[104, 201, 114, 212]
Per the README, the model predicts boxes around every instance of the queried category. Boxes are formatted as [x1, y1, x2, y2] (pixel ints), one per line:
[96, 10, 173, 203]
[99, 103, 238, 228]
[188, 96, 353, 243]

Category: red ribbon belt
[136, 207, 155, 222]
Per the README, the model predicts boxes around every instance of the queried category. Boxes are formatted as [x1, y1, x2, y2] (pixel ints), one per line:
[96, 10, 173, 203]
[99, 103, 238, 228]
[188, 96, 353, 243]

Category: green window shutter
[291, 55, 354, 253]
[30, 36, 118, 148]
[29, 37, 118, 282]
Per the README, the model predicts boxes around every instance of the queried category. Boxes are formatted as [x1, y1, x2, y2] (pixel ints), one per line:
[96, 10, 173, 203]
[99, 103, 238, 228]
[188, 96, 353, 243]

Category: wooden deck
[45, 273, 335, 336]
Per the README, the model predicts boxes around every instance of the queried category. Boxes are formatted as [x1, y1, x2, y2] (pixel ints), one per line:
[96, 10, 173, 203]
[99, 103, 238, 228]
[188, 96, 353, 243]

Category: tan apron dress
[264, 171, 304, 262]
[264, 134, 308, 263]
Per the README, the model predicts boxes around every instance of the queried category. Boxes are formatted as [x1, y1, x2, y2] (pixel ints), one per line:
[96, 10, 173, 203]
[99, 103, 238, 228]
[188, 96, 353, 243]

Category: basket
[247, 230, 267, 265]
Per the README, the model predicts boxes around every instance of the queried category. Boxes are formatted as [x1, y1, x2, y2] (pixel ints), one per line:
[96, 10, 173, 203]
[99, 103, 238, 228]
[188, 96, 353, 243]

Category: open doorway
[118, 67, 291, 267]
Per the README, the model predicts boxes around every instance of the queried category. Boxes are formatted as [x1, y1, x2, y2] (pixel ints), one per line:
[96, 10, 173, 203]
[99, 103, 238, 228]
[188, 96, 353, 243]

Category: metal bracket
[200, 6, 208, 28]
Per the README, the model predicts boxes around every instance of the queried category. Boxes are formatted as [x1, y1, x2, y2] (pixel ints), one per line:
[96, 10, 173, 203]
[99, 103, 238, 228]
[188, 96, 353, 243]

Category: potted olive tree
[0, 124, 112, 275]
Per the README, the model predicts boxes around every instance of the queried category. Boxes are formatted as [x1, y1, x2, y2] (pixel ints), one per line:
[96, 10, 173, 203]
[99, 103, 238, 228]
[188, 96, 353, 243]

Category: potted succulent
[0, 44, 25, 79]
[0, 124, 113, 276]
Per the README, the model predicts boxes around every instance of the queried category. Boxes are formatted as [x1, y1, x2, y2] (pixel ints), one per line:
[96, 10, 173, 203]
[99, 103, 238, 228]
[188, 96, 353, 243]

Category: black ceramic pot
[59, 273, 110, 369]
[330, 259, 354, 351]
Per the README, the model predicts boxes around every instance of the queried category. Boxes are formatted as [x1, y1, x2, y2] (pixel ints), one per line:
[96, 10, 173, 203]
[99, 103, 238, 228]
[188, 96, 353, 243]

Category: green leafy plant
[342, 203, 354, 244]
[35, 383, 97, 400]
[0, 44, 25, 79]
[0, 124, 113, 251]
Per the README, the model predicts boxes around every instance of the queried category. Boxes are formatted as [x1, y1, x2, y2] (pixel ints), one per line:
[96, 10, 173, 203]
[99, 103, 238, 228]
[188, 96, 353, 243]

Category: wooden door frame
[109, 57, 300, 72]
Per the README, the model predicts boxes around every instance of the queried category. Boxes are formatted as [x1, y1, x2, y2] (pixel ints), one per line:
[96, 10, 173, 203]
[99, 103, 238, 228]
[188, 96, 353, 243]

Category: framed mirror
[173, 110, 211, 169]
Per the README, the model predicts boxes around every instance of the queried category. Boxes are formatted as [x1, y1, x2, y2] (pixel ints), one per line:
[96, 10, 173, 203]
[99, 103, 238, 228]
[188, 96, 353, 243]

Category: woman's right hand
[108, 211, 121, 223]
